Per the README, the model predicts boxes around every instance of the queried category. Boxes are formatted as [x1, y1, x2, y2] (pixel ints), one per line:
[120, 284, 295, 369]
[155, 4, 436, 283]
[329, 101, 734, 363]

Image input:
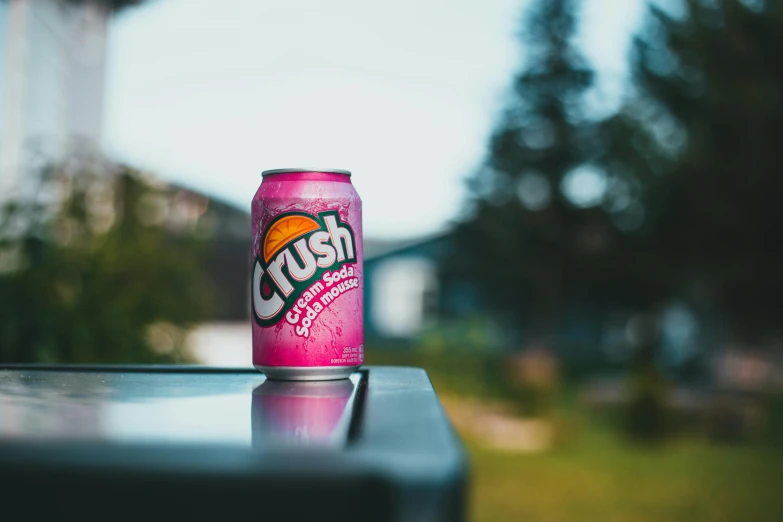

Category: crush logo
[252, 211, 359, 337]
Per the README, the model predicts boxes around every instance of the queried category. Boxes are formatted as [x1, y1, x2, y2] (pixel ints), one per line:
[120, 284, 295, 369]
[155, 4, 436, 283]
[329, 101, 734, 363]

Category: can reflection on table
[251, 378, 356, 449]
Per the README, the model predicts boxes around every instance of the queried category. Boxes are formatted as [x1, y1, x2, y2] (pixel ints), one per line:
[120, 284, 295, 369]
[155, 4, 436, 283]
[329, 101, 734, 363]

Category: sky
[104, 0, 647, 239]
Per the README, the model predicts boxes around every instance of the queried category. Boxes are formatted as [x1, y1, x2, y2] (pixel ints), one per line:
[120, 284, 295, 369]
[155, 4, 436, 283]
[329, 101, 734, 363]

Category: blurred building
[156, 181, 251, 320]
[0, 0, 138, 199]
[364, 233, 499, 347]
[364, 235, 443, 340]
[364, 232, 614, 359]
[364, 233, 512, 350]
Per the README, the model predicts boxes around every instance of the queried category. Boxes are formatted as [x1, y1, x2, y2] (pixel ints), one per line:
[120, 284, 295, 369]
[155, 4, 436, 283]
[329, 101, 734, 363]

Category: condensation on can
[250, 169, 363, 381]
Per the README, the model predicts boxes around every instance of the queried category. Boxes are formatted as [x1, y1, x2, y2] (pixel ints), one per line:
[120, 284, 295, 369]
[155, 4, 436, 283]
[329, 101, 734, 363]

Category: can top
[261, 168, 351, 177]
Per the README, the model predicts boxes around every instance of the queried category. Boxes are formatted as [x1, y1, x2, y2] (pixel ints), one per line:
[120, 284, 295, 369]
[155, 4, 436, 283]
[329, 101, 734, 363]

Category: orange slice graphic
[263, 214, 319, 262]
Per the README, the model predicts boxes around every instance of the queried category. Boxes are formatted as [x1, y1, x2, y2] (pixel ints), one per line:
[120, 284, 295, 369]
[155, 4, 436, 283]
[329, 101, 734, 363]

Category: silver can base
[256, 365, 360, 381]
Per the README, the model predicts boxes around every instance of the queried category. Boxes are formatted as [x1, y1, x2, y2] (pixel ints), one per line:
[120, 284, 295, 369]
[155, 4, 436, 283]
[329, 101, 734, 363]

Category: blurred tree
[450, 0, 621, 347]
[0, 164, 212, 363]
[610, 0, 783, 344]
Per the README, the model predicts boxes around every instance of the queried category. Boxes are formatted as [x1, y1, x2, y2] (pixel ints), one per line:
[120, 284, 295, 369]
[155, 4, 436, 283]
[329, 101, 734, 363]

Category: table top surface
[0, 366, 358, 448]
[0, 365, 467, 522]
[0, 365, 465, 475]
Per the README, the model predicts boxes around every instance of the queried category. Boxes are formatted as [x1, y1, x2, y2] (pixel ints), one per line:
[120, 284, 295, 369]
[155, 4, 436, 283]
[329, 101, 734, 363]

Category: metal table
[0, 365, 466, 522]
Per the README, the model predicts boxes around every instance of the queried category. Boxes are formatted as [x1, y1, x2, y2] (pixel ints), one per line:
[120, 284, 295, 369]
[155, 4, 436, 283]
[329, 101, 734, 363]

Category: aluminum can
[251, 168, 363, 380]
[251, 378, 357, 449]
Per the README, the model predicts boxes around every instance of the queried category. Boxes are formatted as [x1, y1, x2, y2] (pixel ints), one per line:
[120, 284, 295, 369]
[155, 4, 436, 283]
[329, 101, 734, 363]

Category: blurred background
[1, 0, 783, 519]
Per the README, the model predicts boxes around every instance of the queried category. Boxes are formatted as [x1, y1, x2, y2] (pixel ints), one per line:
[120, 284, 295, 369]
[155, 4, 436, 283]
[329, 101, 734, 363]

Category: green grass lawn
[366, 349, 783, 522]
[465, 424, 783, 522]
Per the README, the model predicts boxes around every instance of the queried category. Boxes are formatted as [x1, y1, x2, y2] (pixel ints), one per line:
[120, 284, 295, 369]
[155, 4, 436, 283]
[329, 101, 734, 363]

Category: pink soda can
[251, 168, 363, 380]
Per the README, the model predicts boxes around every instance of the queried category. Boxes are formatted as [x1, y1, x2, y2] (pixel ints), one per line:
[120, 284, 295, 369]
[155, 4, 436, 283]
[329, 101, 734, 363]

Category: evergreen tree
[451, 0, 614, 347]
[613, 0, 783, 344]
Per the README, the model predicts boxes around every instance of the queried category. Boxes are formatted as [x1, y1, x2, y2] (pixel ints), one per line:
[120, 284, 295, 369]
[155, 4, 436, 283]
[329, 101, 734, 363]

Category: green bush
[0, 165, 211, 363]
